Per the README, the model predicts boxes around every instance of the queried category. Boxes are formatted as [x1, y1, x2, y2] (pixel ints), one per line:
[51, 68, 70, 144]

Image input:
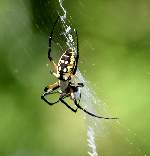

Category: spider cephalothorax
[41, 16, 118, 119]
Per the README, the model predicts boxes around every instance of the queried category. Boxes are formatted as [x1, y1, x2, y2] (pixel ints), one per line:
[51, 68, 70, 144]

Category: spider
[41, 16, 117, 119]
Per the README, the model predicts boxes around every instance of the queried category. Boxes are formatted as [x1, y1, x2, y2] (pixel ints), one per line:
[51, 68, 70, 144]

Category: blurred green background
[0, 0, 150, 155]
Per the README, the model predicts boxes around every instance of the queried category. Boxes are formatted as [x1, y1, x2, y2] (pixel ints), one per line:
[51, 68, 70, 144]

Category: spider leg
[74, 100, 118, 119]
[49, 61, 57, 74]
[48, 16, 60, 75]
[59, 97, 78, 113]
[41, 94, 59, 106]
[70, 82, 84, 88]
[77, 83, 84, 87]
[72, 30, 79, 75]
[44, 82, 59, 92]
[41, 82, 60, 106]
[48, 16, 59, 62]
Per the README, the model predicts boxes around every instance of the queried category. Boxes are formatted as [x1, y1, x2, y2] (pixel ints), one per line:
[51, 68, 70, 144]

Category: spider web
[57, 1, 100, 156]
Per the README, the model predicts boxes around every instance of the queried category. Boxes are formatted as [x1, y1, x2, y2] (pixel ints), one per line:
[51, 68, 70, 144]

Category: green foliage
[0, 0, 150, 155]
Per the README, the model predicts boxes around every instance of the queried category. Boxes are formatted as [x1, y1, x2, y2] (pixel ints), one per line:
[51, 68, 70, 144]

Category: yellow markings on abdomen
[57, 49, 76, 80]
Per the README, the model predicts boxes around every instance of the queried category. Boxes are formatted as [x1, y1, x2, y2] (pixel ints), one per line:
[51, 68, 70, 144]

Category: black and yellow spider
[41, 17, 117, 119]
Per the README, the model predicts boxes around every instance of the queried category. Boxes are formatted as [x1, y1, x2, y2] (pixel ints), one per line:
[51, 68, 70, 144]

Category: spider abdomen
[57, 48, 77, 80]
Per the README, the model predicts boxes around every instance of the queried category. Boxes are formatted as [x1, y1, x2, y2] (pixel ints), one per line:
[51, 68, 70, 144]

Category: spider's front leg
[48, 56, 60, 79]
[49, 60, 58, 77]
[48, 52, 58, 77]
[41, 82, 60, 105]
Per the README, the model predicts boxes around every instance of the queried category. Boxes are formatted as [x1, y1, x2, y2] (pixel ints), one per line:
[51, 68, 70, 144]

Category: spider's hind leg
[59, 96, 78, 113]
[73, 99, 118, 119]
[41, 82, 60, 106]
